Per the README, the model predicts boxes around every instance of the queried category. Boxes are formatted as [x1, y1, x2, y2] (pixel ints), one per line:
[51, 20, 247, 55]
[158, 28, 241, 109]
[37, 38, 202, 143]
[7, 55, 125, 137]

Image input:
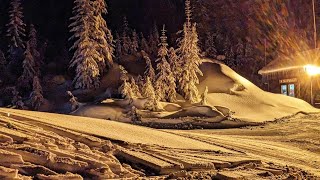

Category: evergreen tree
[149, 23, 160, 55]
[152, 23, 160, 44]
[28, 24, 41, 76]
[130, 77, 142, 98]
[121, 16, 131, 55]
[136, 75, 144, 92]
[69, 0, 101, 89]
[92, 0, 114, 72]
[176, 0, 203, 103]
[19, 42, 35, 88]
[142, 76, 158, 111]
[115, 32, 122, 58]
[155, 25, 176, 102]
[225, 47, 236, 69]
[140, 33, 150, 54]
[168, 47, 180, 77]
[118, 65, 134, 99]
[0, 50, 6, 72]
[223, 36, 236, 68]
[131, 29, 139, 53]
[30, 76, 44, 110]
[185, 0, 192, 29]
[122, 32, 130, 55]
[142, 51, 156, 83]
[122, 16, 130, 35]
[235, 40, 245, 67]
[11, 87, 25, 109]
[205, 32, 217, 58]
[6, 0, 26, 49]
[147, 23, 160, 56]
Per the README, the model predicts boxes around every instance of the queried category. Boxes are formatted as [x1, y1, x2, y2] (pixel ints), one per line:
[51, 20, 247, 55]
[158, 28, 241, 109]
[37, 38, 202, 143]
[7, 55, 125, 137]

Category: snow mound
[73, 59, 318, 124]
[199, 60, 319, 122]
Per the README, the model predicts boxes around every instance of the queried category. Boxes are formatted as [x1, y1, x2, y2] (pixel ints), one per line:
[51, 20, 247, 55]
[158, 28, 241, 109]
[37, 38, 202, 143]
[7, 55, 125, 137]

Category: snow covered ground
[0, 108, 318, 179]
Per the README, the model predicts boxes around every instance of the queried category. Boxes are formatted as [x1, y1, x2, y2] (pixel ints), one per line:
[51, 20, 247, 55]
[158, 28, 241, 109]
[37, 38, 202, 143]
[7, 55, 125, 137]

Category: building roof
[259, 48, 320, 75]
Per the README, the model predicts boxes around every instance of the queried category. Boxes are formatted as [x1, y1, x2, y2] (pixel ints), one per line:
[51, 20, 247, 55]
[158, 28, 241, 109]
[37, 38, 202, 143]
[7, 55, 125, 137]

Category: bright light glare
[304, 64, 320, 76]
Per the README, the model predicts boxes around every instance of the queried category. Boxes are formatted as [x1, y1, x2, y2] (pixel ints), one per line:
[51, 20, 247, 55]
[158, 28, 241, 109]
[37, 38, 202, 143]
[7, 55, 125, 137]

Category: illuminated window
[281, 85, 287, 95]
[288, 84, 295, 97]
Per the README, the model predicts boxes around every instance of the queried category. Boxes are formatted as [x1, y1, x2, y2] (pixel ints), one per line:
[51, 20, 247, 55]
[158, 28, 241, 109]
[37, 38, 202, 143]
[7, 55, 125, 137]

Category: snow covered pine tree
[205, 32, 217, 58]
[18, 42, 35, 89]
[131, 29, 140, 53]
[69, 0, 114, 89]
[168, 47, 180, 78]
[142, 51, 156, 83]
[6, 0, 26, 49]
[140, 33, 150, 54]
[92, 0, 114, 72]
[30, 76, 44, 110]
[154, 25, 177, 102]
[142, 77, 159, 111]
[130, 77, 142, 98]
[176, 0, 203, 103]
[118, 65, 134, 99]
[28, 24, 41, 76]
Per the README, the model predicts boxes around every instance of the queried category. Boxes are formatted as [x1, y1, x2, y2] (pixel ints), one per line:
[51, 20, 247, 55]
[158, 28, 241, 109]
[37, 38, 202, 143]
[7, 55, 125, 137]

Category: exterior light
[304, 64, 320, 76]
[304, 64, 319, 106]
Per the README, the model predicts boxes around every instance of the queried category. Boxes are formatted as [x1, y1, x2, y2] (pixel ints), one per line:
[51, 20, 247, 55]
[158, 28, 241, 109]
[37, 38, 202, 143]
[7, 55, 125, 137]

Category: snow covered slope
[0, 108, 230, 151]
[73, 59, 318, 123]
[198, 60, 318, 122]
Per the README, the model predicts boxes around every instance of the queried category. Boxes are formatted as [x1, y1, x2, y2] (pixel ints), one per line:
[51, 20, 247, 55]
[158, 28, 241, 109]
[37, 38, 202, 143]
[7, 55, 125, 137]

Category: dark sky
[0, 0, 185, 48]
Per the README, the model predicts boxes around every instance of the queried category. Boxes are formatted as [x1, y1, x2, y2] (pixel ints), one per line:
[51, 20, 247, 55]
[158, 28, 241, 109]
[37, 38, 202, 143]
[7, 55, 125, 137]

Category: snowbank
[199, 60, 319, 122]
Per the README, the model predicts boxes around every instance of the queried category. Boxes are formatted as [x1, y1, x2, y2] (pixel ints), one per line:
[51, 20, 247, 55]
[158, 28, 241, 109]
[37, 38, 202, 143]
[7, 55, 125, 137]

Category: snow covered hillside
[74, 59, 318, 124]
[198, 60, 319, 122]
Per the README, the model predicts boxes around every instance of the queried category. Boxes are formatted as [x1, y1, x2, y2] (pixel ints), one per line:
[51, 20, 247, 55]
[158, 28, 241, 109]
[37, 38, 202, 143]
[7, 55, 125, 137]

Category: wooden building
[259, 49, 320, 105]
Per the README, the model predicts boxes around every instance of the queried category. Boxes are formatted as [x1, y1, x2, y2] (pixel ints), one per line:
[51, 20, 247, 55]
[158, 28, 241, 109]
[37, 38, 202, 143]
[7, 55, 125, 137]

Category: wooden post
[311, 76, 314, 105]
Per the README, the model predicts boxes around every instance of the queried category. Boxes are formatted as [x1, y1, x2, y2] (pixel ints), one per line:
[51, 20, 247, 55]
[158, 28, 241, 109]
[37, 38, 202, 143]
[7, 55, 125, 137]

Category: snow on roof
[259, 48, 320, 75]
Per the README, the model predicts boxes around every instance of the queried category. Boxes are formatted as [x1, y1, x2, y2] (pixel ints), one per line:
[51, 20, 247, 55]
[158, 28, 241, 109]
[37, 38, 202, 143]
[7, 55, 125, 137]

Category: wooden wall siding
[261, 68, 320, 104]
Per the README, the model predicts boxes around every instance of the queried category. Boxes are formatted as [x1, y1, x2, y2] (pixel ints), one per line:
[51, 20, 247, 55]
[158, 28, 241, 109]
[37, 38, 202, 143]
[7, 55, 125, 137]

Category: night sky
[0, 0, 185, 50]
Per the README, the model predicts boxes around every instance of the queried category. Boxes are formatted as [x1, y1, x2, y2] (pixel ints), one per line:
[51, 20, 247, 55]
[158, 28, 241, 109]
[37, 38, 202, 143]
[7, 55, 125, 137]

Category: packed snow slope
[0, 108, 232, 152]
[198, 60, 319, 122]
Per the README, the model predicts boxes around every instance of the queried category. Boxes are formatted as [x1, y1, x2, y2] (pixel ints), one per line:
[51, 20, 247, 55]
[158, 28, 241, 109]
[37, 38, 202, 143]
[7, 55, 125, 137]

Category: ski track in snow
[0, 108, 318, 179]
